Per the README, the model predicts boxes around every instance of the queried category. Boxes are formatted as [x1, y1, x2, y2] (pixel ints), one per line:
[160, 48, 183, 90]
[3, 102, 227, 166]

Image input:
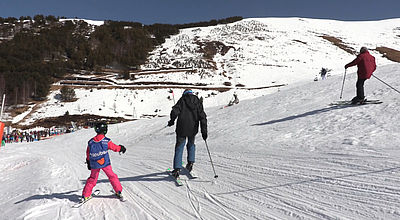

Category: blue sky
[1, 0, 399, 24]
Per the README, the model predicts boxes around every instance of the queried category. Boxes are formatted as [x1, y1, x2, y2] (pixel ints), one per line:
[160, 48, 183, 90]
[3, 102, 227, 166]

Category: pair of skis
[330, 99, 382, 106]
[72, 189, 125, 208]
[167, 167, 198, 186]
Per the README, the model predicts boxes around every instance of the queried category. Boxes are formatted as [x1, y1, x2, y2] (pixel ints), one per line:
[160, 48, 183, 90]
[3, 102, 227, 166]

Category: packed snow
[1, 61, 400, 219]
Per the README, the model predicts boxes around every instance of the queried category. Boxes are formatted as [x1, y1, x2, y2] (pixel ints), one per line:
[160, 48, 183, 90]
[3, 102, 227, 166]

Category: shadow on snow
[251, 105, 354, 126]
[14, 190, 80, 204]
[14, 172, 174, 204]
[93, 171, 171, 184]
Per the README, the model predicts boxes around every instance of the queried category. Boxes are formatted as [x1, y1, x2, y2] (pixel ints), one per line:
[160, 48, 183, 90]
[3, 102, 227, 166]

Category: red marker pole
[0, 94, 5, 147]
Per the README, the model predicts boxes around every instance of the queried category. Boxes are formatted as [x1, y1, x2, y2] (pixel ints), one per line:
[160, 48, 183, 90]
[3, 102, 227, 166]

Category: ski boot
[80, 195, 92, 203]
[115, 191, 126, 201]
[186, 162, 194, 172]
[359, 98, 367, 104]
[115, 191, 122, 198]
[351, 96, 365, 105]
[171, 168, 181, 179]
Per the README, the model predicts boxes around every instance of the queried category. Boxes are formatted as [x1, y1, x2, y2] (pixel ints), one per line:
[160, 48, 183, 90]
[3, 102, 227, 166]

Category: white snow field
[1, 63, 400, 219]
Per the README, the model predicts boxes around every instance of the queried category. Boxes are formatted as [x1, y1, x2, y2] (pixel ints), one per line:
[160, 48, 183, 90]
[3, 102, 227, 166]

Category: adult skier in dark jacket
[345, 47, 376, 104]
[167, 89, 207, 178]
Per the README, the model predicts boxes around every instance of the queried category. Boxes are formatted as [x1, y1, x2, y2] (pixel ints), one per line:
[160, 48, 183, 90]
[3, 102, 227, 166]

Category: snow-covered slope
[143, 17, 400, 88]
[2, 63, 400, 219]
[9, 17, 400, 126]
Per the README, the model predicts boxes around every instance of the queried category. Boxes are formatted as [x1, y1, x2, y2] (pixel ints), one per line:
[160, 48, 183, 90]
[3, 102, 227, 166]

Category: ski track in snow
[185, 180, 204, 220]
[2, 64, 400, 219]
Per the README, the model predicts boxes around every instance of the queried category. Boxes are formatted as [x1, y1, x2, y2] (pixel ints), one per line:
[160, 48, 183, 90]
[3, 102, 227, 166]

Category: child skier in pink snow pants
[82, 122, 126, 200]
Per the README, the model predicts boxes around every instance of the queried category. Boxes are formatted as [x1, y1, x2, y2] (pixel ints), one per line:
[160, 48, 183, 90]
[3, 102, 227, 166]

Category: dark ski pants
[356, 78, 366, 99]
[173, 135, 196, 169]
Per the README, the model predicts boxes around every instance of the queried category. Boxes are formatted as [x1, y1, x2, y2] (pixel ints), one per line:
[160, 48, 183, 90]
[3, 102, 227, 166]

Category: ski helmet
[183, 89, 193, 95]
[94, 121, 108, 134]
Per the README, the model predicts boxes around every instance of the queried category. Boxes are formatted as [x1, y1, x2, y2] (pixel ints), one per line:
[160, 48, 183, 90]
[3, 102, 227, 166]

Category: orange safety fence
[0, 122, 4, 147]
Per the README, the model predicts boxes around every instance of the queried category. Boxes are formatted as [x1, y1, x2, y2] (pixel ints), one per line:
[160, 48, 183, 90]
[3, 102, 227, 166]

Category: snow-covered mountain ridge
[143, 17, 400, 85]
[7, 17, 400, 128]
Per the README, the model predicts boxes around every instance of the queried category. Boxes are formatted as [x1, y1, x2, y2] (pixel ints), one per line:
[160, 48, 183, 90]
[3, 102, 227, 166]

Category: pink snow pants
[82, 165, 122, 197]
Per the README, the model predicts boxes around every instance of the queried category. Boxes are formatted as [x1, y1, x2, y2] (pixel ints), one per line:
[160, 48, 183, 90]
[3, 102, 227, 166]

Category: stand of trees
[60, 86, 76, 102]
[0, 15, 243, 105]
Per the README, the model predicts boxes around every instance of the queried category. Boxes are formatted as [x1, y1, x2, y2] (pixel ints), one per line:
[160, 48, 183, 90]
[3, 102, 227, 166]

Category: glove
[119, 145, 126, 154]
[344, 64, 349, 69]
[202, 133, 208, 140]
[167, 120, 174, 127]
[86, 159, 91, 170]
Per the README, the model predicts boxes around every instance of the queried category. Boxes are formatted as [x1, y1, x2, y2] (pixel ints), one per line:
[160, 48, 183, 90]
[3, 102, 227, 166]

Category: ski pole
[171, 90, 175, 105]
[0, 93, 5, 120]
[204, 140, 218, 178]
[339, 69, 347, 99]
[158, 125, 168, 132]
[372, 74, 400, 94]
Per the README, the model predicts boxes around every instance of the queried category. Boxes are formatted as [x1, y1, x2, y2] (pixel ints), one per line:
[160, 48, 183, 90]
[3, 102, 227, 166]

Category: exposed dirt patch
[130, 68, 196, 76]
[375, 47, 400, 63]
[8, 105, 30, 117]
[293, 39, 307, 45]
[320, 35, 356, 55]
[223, 82, 232, 86]
[196, 40, 235, 60]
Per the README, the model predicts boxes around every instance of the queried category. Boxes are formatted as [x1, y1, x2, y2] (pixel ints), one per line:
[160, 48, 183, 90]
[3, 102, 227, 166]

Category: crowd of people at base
[2, 128, 67, 144]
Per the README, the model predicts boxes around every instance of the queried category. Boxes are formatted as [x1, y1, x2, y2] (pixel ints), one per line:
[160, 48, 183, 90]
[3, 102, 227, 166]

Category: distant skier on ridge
[345, 47, 376, 104]
[81, 121, 126, 202]
[167, 89, 208, 179]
